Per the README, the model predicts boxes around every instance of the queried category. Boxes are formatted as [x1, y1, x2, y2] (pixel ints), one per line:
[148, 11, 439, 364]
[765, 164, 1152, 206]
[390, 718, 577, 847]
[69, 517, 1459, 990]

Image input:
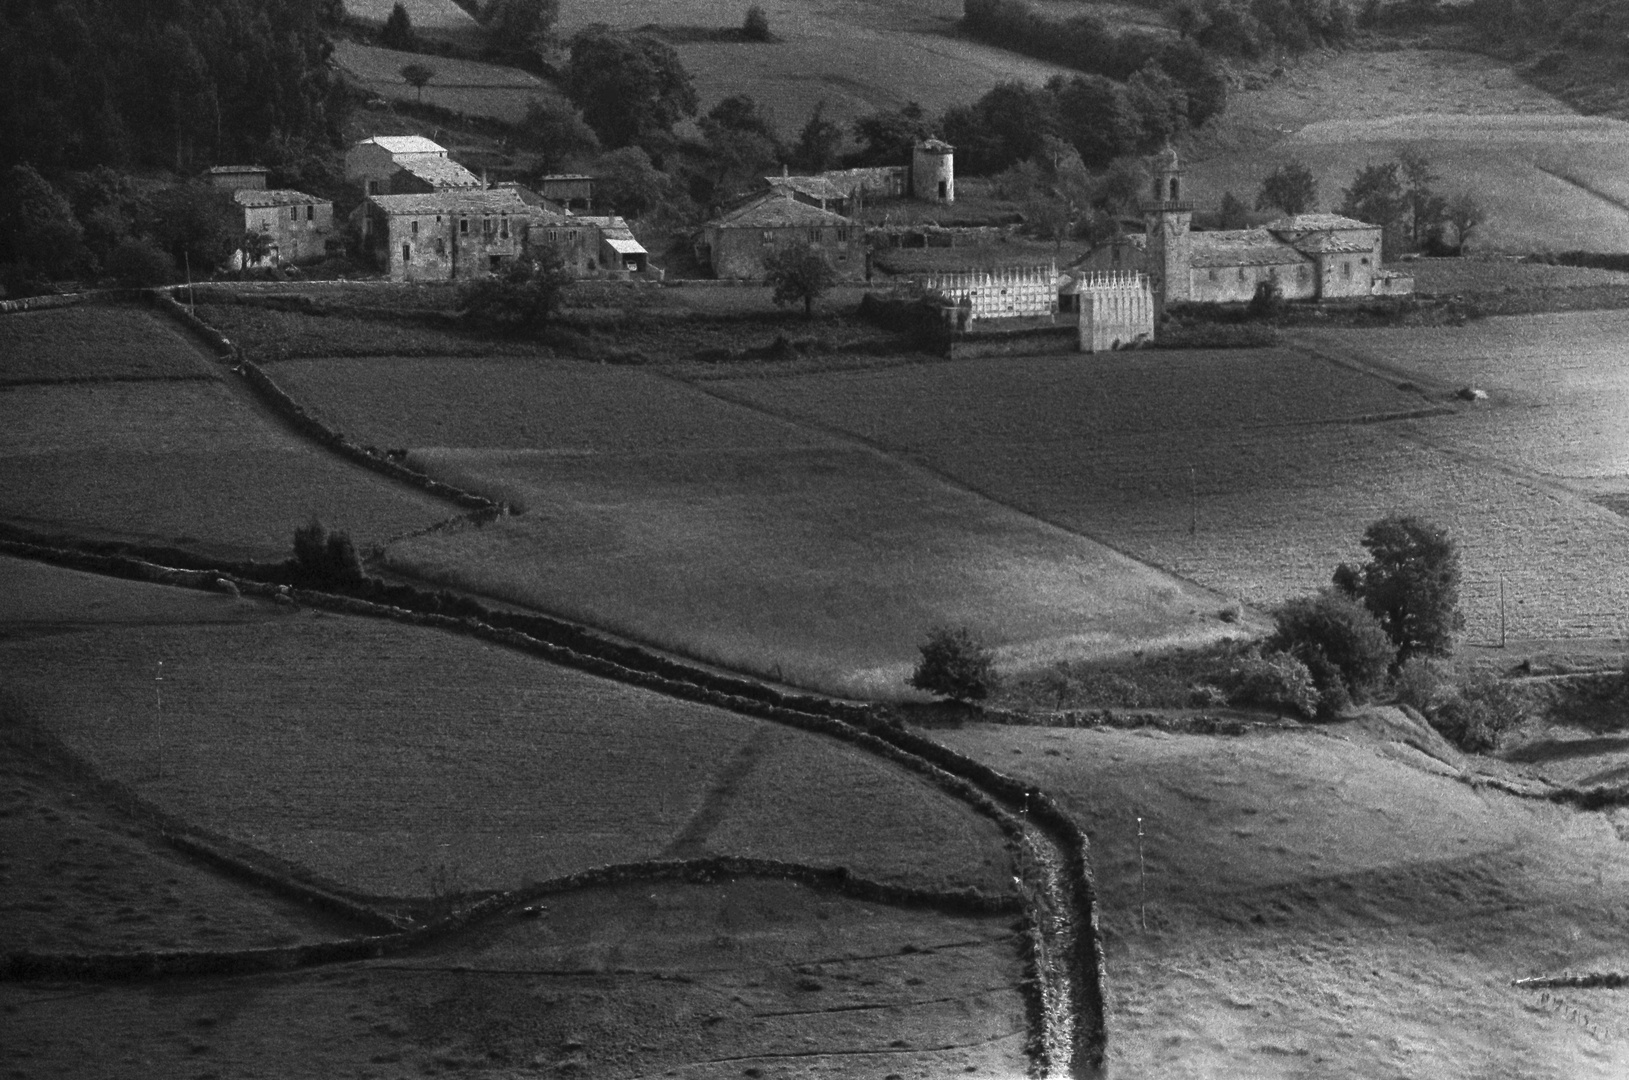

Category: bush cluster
[910, 626, 1001, 702]
[290, 520, 365, 589]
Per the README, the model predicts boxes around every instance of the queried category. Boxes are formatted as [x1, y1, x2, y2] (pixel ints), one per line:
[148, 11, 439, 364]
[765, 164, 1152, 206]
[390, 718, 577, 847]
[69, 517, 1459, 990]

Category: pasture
[935, 720, 1629, 1079]
[333, 40, 563, 123]
[555, 0, 1075, 136]
[708, 331, 1629, 647]
[0, 878, 1028, 1079]
[0, 305, 217, 384]
[0, 556, 1014, 898]
[340, 0, 479, 36]
[0, 378, 455, 557]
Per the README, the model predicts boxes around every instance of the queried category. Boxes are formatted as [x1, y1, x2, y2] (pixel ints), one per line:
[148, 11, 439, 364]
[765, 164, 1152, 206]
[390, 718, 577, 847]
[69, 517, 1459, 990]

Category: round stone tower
[911, 138, 955, 203]
[1142, 143, 1192, 315]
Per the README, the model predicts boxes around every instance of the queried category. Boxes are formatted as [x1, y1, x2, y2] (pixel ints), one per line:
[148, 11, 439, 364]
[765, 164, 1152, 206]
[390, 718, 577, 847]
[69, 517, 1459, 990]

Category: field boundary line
[0, 854, 1022, 984]
[0, 538, 1106, 1077]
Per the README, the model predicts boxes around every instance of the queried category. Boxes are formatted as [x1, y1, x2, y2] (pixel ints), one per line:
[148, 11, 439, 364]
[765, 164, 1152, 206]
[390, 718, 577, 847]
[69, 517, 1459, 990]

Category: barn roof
[707, 193, 854, 229]
[369, 189, 562, 217]
[1288, 231, 1377, 255]
[358, 134, 447, 156]
[210, 164, 269, 175]
[1189, 229, 1309, 268]
[765, 175, 848, 202]
[394, 153, 482, 189]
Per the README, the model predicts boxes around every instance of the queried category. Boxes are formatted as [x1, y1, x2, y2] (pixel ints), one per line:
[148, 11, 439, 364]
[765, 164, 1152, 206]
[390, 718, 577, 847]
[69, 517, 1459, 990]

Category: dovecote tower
[1142, 143, 1192, 315]
[911, 138, 955, 203]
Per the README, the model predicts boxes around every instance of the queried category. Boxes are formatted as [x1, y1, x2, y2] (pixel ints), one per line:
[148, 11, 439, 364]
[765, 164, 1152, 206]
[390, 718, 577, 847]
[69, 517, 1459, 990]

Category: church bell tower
[1142, 144, 1192, 316]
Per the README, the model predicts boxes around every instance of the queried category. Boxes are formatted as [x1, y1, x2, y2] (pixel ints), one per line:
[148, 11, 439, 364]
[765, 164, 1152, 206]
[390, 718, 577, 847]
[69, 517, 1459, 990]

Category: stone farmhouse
[344, 135, 481, 197]
[206, 165, 332, 267]
[699, 139, 958, 280]
[365, 188, 652, 283]
[535, 174, 595, 211]
[1079, 146, 1412, 310]
[698, 192, 863, 280]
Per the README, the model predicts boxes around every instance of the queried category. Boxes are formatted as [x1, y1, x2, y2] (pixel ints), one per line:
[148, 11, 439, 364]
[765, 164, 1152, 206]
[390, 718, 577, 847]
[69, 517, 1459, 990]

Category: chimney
[782, 163, 789, 178]
[481, 166, 489, 190]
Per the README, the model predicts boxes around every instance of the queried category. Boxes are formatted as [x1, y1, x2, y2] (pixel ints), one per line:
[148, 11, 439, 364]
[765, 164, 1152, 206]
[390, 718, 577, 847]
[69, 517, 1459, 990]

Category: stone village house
[206, 166, 333, 268]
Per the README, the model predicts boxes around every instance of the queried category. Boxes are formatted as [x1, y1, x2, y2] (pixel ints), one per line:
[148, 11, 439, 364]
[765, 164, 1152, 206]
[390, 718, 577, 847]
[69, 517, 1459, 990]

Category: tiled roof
[917, 138, 954, 153]
[210, 164, 268, 175]
[1189, 229, 1309, 268]
[234, 189, 326, 208]
[707, 193, 854, 229]
[1290, 232, 1377, 255]
[369, 189, 561, 217]
[359, 135, 447, 156]
[1266, 213, 1374, 232]
[537, 173, 595, 181]
[394, 153, 481, 188]
[766, 175, 848, 202]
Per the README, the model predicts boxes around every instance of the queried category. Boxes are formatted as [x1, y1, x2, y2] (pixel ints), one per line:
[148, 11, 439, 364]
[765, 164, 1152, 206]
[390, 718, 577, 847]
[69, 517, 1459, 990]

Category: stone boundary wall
[146, 292, 500, 515]
[1, 854, 1022, 983]
[0, 288, 151, 315]
[0, 539, 1097, 1072]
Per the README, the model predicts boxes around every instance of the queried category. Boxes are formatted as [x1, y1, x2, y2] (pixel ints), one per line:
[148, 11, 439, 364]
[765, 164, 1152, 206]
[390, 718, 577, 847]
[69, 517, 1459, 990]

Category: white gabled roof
[358, 135, 448, 157]
[603, 237, 646, 255]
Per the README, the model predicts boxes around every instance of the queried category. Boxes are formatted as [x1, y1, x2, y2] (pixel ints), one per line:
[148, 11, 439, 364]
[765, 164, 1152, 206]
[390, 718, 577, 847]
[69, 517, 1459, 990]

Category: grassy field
[341, 0, 479, 34]
[1181, 46, 1629, 254]
[0, 379, 455, 558]
[556, 0, 1074, 137]
[935, 720, 1629, 1078]
[0, 556, 1014, 898]
[0, 306, 218, 384]
[707, 334, 1629, 647]
[333, 40, 563, 123]
[1, 878, 1028, 1079]
[1407, 258, 1629, 296]
[388, 444, 1240, 698]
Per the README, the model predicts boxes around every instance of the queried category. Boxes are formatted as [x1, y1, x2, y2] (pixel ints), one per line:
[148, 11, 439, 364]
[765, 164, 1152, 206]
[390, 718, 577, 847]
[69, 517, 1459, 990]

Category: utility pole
[154, 660, 165, 780]
[1137, 814, 1147, 932]
[1189, 466, 1197, 537]
[1499, 575, 1507, 649]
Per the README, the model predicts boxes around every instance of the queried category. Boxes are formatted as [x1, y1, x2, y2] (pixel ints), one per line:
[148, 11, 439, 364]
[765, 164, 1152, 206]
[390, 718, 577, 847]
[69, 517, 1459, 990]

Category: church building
[1080, 147, 1412, 312]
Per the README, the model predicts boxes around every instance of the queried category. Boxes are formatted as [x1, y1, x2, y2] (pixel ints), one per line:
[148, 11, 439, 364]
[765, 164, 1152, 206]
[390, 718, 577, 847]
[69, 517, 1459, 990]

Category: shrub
[1393, 655, 1455, 714]
[1246, 276, 1284, 320]
[291, 520, 365, 588]
[1427, 673, 1525, 753]
[909, 626, 1000, 702]
[742, 4, 772, 41]
[1333, 514, 1465, 661]
[1222, 651, 1319, 719]
[1269, 590, 1397, 709]
[105, 237, 176, 286]
[458, 250, 572, 335]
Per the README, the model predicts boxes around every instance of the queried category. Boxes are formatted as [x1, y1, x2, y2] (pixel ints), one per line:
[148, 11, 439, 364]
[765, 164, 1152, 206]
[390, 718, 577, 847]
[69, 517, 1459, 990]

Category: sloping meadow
[263, 354, 1241, 698]
[0, 556, 1015, 900]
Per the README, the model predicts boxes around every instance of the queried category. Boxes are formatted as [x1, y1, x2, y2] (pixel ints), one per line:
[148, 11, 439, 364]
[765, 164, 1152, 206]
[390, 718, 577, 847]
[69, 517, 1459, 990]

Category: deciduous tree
[483, 0, 559, 59]
[763, 239, 835, 317]
[1333, 514, 1465, 661]
[1340, 161, 1406, 258]
[519, 99, 600, 172]
[741, 4, 772, 41]
[1445, 191, 1486, 252]
[457, 249, 572, 334]
[1255, 160, 1317, 215]
[790, 100, 844, 173]
[909, 626, 1000, 703]
[566, 28, 698, 150]
[400, 63, 435, 103]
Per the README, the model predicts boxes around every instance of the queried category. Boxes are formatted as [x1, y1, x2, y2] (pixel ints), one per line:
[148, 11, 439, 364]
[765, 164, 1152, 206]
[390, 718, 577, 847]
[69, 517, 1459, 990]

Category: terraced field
[0, 305, 217, 384]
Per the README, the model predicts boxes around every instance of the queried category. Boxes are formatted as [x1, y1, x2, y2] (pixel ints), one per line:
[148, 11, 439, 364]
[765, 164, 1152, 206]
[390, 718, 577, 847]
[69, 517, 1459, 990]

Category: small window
[410, 220, 418, 236]
[500, 216, 509, 240]
[306, 204, 314, 221]
[402, 243, 411, 263]
[1361, 257, 1370, 266]
[261, 220, 270, 232]
[490, 255, 502, 271]
[290, 206, 299, 222]
[1238, 267, 1246, 281]
[459, 218, 468, 235]
[434, 238, 445, 255]
[1342, 261, 1352, 279]
[1208, 269, 1218, 281]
